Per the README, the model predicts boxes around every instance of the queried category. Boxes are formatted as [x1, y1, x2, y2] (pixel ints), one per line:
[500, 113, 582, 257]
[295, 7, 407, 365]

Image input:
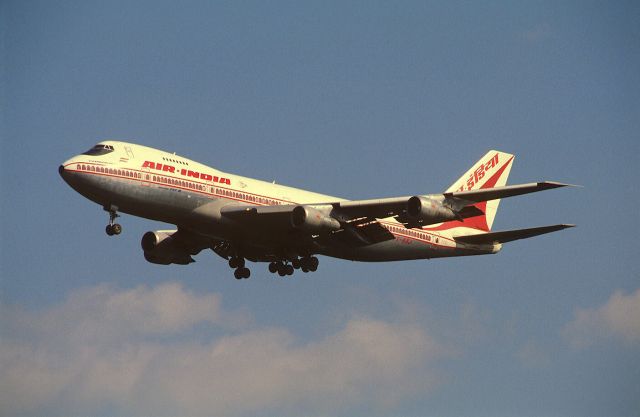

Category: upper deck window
[83, 144, 115, 156]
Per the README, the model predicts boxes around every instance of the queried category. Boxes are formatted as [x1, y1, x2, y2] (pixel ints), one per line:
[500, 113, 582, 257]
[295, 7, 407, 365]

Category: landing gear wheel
[234, 267, 250, 279]
[292, 258, 301, 269]
[268, 262, 278, 273]
[285, 265, 294, 276]
[309, 256, 319, 271]
[300, 256, 319, 271]
[229, 257, 245, 269]
[105, 206, 121, 236]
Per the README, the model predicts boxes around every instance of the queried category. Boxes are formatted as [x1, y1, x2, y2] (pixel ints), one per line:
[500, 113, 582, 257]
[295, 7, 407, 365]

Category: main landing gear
[268, 256, 318, 277]
[105, 207, 122, 236]
[228, 256, 319, 280]
[229, 256, 250, 280]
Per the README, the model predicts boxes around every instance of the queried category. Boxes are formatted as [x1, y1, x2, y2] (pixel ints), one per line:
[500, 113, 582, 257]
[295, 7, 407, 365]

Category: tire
[309, 256, 319, 271]
[112, 223, 122, 235]
[268, 262, 278, 273]
[234, 269, 243, 280]
[106, 225, 114, 236]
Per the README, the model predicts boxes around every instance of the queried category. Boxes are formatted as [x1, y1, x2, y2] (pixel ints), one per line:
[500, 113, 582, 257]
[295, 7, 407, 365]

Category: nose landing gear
[106, 223, 122, 236]
[104, 206, 122, 236]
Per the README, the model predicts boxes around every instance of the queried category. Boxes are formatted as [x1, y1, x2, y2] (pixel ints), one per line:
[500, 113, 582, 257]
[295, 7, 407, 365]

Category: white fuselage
[59, 141, 497, 263]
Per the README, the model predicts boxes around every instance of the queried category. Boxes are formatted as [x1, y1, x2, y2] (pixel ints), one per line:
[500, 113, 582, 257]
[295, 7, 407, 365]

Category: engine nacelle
[291, 205, 341, 234]
[141, 231, 195, 265]
[406, 196, 458, 225]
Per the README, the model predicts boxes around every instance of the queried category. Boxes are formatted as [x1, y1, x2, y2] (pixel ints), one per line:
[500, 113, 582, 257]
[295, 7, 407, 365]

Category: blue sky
[1, 1, 639, 416]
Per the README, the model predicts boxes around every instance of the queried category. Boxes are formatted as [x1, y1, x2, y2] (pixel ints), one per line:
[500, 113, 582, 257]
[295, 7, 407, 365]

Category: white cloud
[0, 282, 445, 417]
[3, 282, 250, 346]
[563, 288, 640, 348]
[515, 340, 551, 369]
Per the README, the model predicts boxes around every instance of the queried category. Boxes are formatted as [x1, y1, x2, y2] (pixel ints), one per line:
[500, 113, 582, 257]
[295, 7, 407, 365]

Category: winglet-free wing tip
[539, 181, 583, 189]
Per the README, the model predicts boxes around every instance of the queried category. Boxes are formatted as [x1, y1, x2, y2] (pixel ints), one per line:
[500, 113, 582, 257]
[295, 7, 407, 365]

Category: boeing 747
[59, 142, 575, 279]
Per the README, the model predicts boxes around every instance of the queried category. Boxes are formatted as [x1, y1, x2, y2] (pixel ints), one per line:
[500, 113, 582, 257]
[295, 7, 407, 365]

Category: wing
[220, 203, 395, 245]
[218, 181, 575, 245]
[442, 181, 575, 204]
[334, 182, 574, 215]
[454, 224, 575, 245]
[331, 181, 576, 228]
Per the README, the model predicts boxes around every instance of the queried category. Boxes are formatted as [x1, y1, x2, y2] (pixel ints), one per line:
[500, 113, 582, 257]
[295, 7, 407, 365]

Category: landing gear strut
[105, 206, 122, 236]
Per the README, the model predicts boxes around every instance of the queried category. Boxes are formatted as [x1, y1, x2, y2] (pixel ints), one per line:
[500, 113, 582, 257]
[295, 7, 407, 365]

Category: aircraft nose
[59, 164, 69, 182]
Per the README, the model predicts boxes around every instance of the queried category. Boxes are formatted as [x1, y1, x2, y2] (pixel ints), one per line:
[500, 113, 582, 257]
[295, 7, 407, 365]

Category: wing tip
[538, 181, 583, 189]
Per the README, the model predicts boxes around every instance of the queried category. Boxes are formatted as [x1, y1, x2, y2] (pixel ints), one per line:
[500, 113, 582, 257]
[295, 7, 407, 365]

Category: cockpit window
[82, 144, 115, 156]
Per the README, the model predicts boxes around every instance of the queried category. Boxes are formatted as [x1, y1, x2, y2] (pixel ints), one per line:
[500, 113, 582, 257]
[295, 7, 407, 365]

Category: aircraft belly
[67, 171, 212, 225]
[64, 170, 500, 263]
[72, 172, 290, 245]
[319, 238, 484, 262]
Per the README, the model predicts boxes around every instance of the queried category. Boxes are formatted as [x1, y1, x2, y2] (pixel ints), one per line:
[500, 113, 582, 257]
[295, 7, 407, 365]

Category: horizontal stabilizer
[454, 224, 575, 245]
[444, 181, 575, 203]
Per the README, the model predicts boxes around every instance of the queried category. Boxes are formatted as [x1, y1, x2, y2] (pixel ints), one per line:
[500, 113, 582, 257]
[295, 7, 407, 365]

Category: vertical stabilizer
[444, 150, 515, 231]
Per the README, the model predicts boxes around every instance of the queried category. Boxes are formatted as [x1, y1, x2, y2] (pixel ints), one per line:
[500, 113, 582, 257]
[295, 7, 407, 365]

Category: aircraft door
[124, 146, 135, 159]
[141, 165, 151, 187]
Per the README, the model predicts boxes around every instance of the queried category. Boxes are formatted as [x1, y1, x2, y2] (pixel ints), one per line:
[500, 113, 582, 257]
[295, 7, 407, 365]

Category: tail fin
[445, 150, 515, 231]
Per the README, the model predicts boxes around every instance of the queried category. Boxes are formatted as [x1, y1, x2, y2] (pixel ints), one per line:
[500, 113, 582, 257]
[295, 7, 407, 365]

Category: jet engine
[291, 205, 341, 234]
[141, 231, 195, 265]
[406, 196, 458, 225]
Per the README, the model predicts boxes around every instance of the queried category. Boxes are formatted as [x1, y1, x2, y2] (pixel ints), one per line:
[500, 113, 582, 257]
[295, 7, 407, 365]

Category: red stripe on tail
[424, 155, 515, 232]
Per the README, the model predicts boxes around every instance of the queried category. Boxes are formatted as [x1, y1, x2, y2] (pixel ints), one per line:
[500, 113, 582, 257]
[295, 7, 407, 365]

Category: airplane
[59, 141, 575, 279]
